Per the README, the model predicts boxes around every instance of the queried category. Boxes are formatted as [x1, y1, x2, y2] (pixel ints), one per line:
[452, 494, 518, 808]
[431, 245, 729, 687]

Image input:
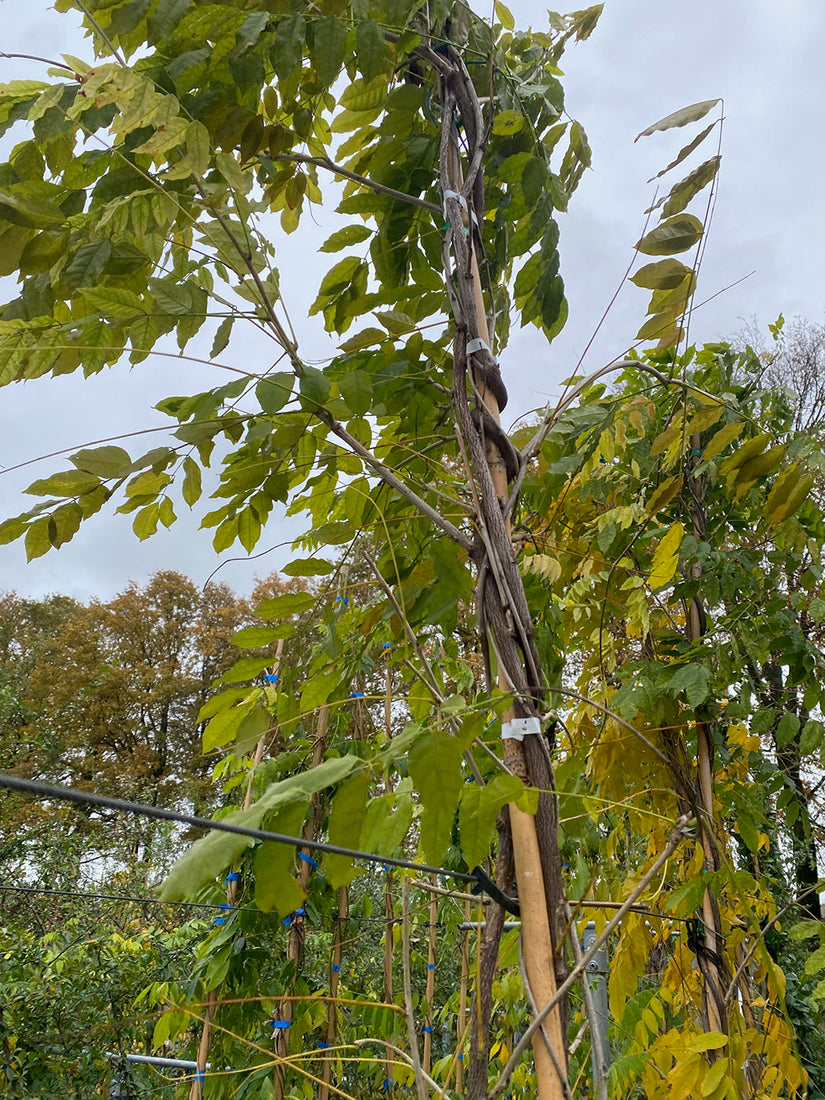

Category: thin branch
[272, 153, 440, 214]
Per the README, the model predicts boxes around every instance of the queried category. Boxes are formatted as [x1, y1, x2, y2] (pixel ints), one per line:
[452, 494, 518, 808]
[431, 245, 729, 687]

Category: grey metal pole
[585, 915, 611, 1086]
[582, 921, 611, 1088]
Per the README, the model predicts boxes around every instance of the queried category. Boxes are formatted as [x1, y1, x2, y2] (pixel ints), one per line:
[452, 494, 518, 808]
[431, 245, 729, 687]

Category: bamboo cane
[443, 121, 567, 1097]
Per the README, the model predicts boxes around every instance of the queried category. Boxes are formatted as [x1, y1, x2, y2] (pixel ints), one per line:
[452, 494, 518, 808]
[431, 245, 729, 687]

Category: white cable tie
[443, 189, 468, 210]
[466, 337, 492, 356]
[501, 717, 541, 741]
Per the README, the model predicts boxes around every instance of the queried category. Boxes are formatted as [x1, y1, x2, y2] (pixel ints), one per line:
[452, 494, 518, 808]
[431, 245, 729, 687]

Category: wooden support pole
[445, 136, 567, 1098]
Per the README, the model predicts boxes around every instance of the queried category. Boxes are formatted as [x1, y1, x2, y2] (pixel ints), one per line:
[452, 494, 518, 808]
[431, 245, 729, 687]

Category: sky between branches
[1, 0, 823, 600]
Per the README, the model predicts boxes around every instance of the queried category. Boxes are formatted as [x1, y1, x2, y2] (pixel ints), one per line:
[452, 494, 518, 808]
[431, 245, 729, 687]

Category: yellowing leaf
[649, 521, 683, 589]
[646, 474, 683, 514]
[686, 1031, 728, 1053]
[701, 421, 744, 460]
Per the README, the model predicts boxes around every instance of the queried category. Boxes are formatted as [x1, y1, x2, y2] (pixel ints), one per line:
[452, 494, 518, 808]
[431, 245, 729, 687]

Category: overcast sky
[2, 0, 823, 601]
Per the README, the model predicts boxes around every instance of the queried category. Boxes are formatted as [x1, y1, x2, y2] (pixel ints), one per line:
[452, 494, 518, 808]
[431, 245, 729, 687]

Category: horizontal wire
[0, 773, 477, 885]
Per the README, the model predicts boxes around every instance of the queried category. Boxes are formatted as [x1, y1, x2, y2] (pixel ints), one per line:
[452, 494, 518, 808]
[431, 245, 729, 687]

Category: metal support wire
[0, 773, 477, 885]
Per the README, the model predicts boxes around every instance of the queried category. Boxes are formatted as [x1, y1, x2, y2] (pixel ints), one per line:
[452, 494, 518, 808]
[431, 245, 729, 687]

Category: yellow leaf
[701, 421, 744, 460]
[701, 1056, 729, 1096]
[649, 521, 684, 589]
[646, 473, 683, 515]
[687, 1031, 728, 1052]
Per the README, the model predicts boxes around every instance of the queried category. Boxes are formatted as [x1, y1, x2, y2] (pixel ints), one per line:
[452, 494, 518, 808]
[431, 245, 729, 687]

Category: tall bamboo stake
[423, 876, 437, 1073]
[457, 899, 470, 1092]
[320, 885, 348, 1100]
[439, 70, 567, 1096]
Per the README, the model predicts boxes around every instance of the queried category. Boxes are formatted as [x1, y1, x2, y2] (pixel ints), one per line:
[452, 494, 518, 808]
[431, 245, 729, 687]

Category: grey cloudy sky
[2, 0, 823, 600]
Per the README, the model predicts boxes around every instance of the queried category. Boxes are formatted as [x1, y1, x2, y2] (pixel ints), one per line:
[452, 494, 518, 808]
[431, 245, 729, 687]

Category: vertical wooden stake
[321, 885, 348, 1100]
[423, 876, 437, 1074]
[457, 899, 470, 1092]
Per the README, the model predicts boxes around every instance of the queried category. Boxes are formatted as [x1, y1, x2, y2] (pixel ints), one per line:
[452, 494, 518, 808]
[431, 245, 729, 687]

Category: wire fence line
[0, 772, 478, 885]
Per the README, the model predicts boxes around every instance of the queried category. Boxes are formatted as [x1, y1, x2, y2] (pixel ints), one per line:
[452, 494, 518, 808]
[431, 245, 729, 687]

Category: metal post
[581, 921, 610, 1088]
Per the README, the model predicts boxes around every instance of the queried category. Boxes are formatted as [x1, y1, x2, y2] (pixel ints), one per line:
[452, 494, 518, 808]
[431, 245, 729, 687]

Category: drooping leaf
[648, 521, 683, 589]
[636, 214, 703, 257]
[635, 99, 721, 141]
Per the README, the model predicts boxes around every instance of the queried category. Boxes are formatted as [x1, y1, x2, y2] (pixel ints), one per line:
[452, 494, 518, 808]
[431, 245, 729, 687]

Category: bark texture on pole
[435, 47, 568, 1098]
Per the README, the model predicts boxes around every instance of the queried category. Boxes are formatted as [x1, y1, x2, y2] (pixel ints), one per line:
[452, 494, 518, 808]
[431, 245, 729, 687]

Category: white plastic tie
[501, 717, 541, 741]
[466, 337, 494, 359]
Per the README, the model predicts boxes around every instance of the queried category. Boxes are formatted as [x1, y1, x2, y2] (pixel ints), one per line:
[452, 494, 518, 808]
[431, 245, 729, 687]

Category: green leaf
[271, 13, 306, 80]
[25, 470, 100, 497]
[182, 455, 202, 507]
[255, 592, 315, 620]
[70, 445, 134, 478]
[459, 774, 523, 869]
[635, 99, 721, 141]
[160, 757, 360, 900]
[62, 239, 113, 289]
[24, 515, 54, 561]
[776, 713, 800, 750]
[788, 920, 823, 942]
[631, 258, 692, 290]
[256, 372, 294, 414]
[408, 729, 463, 865]
[493, 110, 525, 136]
[282, 557, 334, 577]
[800, 719, 825, 757]
[666, 663, 709, 708]
[0, 184, 65, 227]
[325, 772, 370, 887]
[299, 365, 330, 408]
[237, 507, 261, 553]
[231, 625, 290, 649]
[133, 502, 159, 540]
[338, 369, 373, 415]
[210, 316, 233, 359]
[494, 0, 515, 28]
[320, 224, 371, 253]
[300, 669, 340, 713]
[254, 798, 309, 915]
[701, 421, 744, 461]
[649, 123, 716, 181]
[311, 16, 349, 86]
[636, 214, 703, 256]
[217, 657, 275, 684]
[355, 21, 390, 83]
[661, 156, 720, 217]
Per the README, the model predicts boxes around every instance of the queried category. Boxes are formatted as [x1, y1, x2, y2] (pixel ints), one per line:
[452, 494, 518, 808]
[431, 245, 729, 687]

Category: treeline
[0, 569, 289, 882]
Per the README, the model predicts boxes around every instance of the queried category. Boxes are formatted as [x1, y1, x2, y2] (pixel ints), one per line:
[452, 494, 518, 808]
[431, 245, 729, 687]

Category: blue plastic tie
[427, 963, 435, 970]
[194, 1070, 205, 1083]
[383, 1079, 394, 1089]
[466, 775, 476, 783]
[332, 964, 341, 972]
[335, 596, 349, 606]
[225, 872, 240, 882]
[271, 1020, 291, 1029]
[264, 673, 279, 683]
[214, 917, 226, 925]
[299, 853, 318, 869]
[423, 1026, 434, 1033]
[283, 908, 306, 925]
[218, 902, 233, 910]
[691, 448, 702, 456]
[349, 692, 365, 698]
[317, 1041, 331, 1049]
[383, 642, 392, 648]
[457, 1053, 464, 1061]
